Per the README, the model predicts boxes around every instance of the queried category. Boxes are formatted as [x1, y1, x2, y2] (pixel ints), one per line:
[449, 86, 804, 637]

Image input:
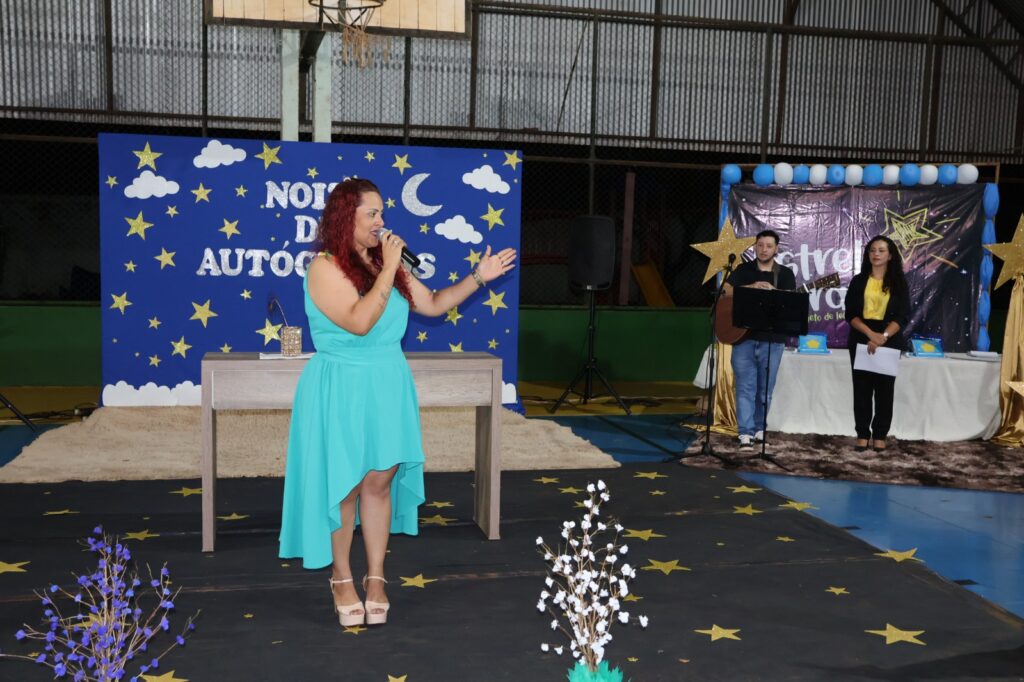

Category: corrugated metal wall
[2, 0, 1022, 160]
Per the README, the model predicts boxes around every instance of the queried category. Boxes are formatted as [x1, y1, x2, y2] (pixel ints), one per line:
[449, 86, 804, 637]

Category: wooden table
[200, 351, 503, 551]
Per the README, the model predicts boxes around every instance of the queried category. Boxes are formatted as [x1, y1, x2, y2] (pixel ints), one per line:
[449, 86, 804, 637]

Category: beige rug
[0, 407, 618, 483]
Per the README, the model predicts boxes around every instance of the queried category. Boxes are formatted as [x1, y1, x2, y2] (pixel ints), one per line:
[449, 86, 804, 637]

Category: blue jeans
[731, 340, 784, 437]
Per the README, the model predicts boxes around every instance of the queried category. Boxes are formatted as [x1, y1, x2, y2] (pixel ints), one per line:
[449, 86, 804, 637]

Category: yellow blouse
[863, 276, 890, 321]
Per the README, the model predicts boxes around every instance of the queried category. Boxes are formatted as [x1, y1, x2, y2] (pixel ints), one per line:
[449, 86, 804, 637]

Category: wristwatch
[882, 331, 890, 340]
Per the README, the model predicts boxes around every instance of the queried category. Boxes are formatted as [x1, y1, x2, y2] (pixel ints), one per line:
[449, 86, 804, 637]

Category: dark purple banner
[727, 185, 985, 351]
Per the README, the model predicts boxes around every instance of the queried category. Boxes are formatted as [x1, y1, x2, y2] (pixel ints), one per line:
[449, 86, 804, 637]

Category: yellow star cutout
[343, 625, 367, 635]
[400, 574, 438, 588]
[420, 514, 456, 526]
[650, 490, 666, 496]
[419, 223, 430, 234]
[388, 676, 408, 682]
[364, 151, 375, 162]
[0, 561, 30, 574]
[779, 501, 816, 511]
[169, 486, 202, 497]
[416, 331, 428, 342]
[465, 248, 482, 267]
[733, 504, 763, 516]
[219, 218, 241, 239]
[425, 501, 454, 508]
[449, 342, 464, 352]
[105, 175, 118, 188]
[985, 214, 1024, 289]
[883, 207, 941, 261]
[665, 510, 688, 516]
[641, 559, 690, 575]
[503, 150, 522, 170]
[875, 548, 922, 563]
[241, 289, 252, 300]
[448, 271, 459, 283]
[622, 529, 666, 541]
[191, 183, 211, 203]
[623, 594, 643, 602]
[634, 471, 668, 480]
[190, 299, 218, 327]
[218, 513, 249, 521]
[125, 211, 154, 239]
[558, 486, 583, 494]
[154, 248, 176, 269]
[148, 355, 161, 367]
[243, 613, 254, 619]
[148, 317, 162, 329]
[694, 625, 741, 641]
[235, 185, 248, 197]
[109, 292, 132, 314]
[163, 207, 178, 221]
[483, 289, 508, 315]
[825, 586, 849, 596]
[256, 318, 283, 345]
[627, 657, 639, 663]
[691, 218, 756, 284]
[123, 530, 160, 541]
[170, 336, 192, 358]
[534, 477, 559, 484]
[306, 167, 318, 179]
[140, 671, 189, 682]
[865, 623, 926, 645]
[445, 306, 463, 326]
[487, 338, 498, 349]
[392, 154, 412, 174]
[220, 343, 232, 353]
[727, 485, 761, 494]
[386, 197, 396, 209]
[255, 142, 282, 169]
[480, 203, 505, 230]
[775, 536, 795, 542]
[125, 260, 137, 272]
[133, 142, 162, 170]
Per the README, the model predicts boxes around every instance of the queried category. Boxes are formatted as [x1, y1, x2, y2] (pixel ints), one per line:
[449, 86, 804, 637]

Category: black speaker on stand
[548, 216, 632, 416]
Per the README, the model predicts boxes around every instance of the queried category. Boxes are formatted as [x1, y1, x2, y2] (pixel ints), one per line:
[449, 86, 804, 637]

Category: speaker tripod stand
[0, 391, 37, 432]
[549, 288, 631, 415]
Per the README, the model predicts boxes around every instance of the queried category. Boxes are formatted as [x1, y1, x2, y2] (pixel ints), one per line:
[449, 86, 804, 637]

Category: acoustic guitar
[714, 272, 841, 345]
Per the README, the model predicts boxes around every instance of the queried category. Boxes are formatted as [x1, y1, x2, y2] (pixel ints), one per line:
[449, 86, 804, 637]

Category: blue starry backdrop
[98, 133, 522, 406]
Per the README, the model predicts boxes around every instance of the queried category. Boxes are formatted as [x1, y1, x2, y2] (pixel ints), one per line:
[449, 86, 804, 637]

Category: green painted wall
[1, 305, 102, 385]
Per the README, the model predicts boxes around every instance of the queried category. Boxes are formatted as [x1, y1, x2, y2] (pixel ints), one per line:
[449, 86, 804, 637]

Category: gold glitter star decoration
[445, 306, 463, 326]
[256, 319, 283, 345]
[483, 290, 508, 315]
[883, 207, 942, 261]
[191, 183, 212, 203]
[125, 211, 154, 240]
[690, 218, 756, 284]
[154, 248, 176, 269]
[133, 142, 162, 170]
[170, 336, 192, 358]
[480, 204, 505, 230]
[255, 142, 282, 169]
[503, 150, 522, 170]
[416, 331, 428, 342]
[190, 300, 218, 328]
[392, 153, 412, 174]
[448, 342, 464, 352]
[985, 214, 1024, 289]
[110, 292, 132, 315]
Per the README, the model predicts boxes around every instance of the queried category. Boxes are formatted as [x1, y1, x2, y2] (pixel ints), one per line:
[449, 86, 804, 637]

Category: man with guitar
[722, 229, 796, 451]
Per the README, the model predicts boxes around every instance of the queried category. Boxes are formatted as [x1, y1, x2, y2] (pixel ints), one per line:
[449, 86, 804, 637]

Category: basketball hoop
[308, 0, 389, 66]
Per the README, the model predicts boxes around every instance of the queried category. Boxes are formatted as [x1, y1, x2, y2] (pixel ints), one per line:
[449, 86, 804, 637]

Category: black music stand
[731, 287, 809, 469]
[0, 391, 37, 432]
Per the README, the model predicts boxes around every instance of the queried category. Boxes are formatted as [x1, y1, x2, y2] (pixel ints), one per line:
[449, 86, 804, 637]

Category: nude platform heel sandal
[329, 577, 365, 627]
[362, 575, 390, 625]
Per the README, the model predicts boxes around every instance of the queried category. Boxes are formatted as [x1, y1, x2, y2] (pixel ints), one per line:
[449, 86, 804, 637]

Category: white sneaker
[754, 431, 765, 443]
[738, 435, 753, 451]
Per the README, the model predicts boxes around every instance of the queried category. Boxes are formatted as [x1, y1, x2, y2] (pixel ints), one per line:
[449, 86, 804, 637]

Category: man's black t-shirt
[725, 259, 797, 344]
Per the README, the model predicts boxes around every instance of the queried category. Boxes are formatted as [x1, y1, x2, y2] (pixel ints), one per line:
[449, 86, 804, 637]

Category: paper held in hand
[853, 344, 901, 377]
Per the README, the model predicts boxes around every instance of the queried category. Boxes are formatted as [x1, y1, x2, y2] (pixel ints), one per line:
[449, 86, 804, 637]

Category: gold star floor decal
[169, 486, 202, 497]
[0, 561, 30, 574]
[732, 504, 763, 516]
[875, 548, 922, 563]
[694, 624, 742, 641]
[400, 574, 438, 588]
[641, 559, 690, 575]
[622, 529, 667, 541]
[865, 623, 926, 645]
[419, 514, 456, 526]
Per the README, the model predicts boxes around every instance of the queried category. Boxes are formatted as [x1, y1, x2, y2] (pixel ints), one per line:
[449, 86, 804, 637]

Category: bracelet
[471, 269, 485, 288]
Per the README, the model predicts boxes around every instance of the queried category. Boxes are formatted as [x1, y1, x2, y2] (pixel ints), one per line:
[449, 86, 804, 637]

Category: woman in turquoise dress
[279, 178, 517, 627]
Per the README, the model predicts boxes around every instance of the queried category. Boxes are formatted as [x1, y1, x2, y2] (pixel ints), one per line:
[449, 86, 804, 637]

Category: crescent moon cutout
[401, 173, 443, 217]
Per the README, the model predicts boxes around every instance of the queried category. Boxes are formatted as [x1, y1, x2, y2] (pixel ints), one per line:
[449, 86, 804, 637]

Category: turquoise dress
[279, 274, 425, 569]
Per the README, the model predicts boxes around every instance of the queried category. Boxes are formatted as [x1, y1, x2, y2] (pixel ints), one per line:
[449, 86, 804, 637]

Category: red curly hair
[315, 178, 414, 305]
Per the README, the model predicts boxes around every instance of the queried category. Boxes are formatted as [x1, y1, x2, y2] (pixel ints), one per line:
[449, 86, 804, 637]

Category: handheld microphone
[375, 229, 421, 269]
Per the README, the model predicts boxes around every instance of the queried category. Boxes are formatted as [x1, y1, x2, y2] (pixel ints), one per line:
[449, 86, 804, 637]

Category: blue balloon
[983, 218, 996, 244]
[980, 254, 994, 284]
[977, 327, 990, 352]
[899, 164, 920, 186]
[862, 164, 883, 186]
[937, 164, 957, 186]
[721, 164, 742, 186]
[792, 165, 810, 184]
[827, 164, 845, 185]
[983, 183, 1000, 218]
[753, 164, 774, 186]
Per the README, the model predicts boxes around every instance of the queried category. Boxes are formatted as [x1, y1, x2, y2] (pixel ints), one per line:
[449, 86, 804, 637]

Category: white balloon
[809, 164, 828, 185]
[919, 164, 938, 185]
[773, 162, 794, 186]
[957, 164, 979, 184]
[882, 165, 901, 185]
[844, 164, 863, 186]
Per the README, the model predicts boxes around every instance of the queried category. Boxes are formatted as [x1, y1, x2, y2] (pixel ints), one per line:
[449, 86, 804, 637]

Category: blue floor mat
[0, 424, 59, 468]
[550, 414, 700, 462]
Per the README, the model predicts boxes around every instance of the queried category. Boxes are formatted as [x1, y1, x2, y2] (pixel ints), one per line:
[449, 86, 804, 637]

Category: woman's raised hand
[380, 230, 405, 272]
[476, 245, 517, 283]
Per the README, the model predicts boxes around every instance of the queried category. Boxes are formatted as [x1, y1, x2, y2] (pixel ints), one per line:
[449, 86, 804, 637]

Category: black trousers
[848, 320, 899, 441]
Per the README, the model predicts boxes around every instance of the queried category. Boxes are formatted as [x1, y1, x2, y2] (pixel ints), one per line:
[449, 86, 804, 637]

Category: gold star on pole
[364, 150, 376, 162]
[883, 208, 941, 261]
[170, 336, 192, 358]
[533, 476, 559, 484]
[110, 292, 132, 314]
[779, 500, 816, 511]
[825, 586, 849, 596]
[419, 223, 430, 234]
[392, 154, 412, 174]
[641, 559, 690, 575]
[480, 204, 505, 230]
[875, 548, 922, 563]
[235, 185, 248, 197]
[306, 167, 318, 179]
[217, 512, 249, 521]
[105, 176, 118, 188]
[691, 219, 756, 284]
[420, 514, 456, 526]
[123, 530, 160, 541]
[125, 261, 137, 272]
[465, 248, 483, 267]
[622, 529, 666, 541]
[634, 471, 668, 480]
[140, 672, 190, 682]
[400, 574, 438, 588]
[256, 319, 283, 345]
[865, 623, 926, 645]
[727, 485, 761, 493]
[189, 300, 218, 327]
[169, 486, 202, 497]
[448, 271, 459, 283]
[487, 338, 498, 349]
[415, 331, 427, 342]
[43, 509, 79, 516]
[125, 211, 154, 240]
[733, 504, 763, 516]
[503, 150, 522, 170]
[0, 561, 29, 574]
[220, 343, 232, 353]
[445, 306, 463, 326]
[483, 290, 508, 315]
[241, 289, 252, 300]
[255, 142, 282, 169]
[694, 625, 741, 641]
[558, 486, 583, 494]
[448, 342, 464, 352]
[191, 183, 211, 203]
[133, 142, 162, 170]
[425, 501, 454, 509]
[148, 355, 161, 367]
[154, 248, 176, 269]
[985, 215, 1024, 289]
[219, 218, 240, 239]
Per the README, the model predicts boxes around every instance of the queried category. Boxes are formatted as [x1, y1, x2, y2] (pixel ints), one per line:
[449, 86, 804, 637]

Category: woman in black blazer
[844, 235, 911, 452]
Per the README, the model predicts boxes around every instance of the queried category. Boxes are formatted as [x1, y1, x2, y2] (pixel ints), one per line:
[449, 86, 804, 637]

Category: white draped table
[695, 347, 1001, 441]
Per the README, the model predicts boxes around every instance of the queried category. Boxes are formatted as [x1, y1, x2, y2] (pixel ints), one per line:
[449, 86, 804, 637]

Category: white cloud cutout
[124, 170, 179, 199]
[102, 381, 200, 406]
[193, 140, 247, 168]
[435, 215, 482, 244]
[462, 165, 510, 195]
[502, 382, 518, 405]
